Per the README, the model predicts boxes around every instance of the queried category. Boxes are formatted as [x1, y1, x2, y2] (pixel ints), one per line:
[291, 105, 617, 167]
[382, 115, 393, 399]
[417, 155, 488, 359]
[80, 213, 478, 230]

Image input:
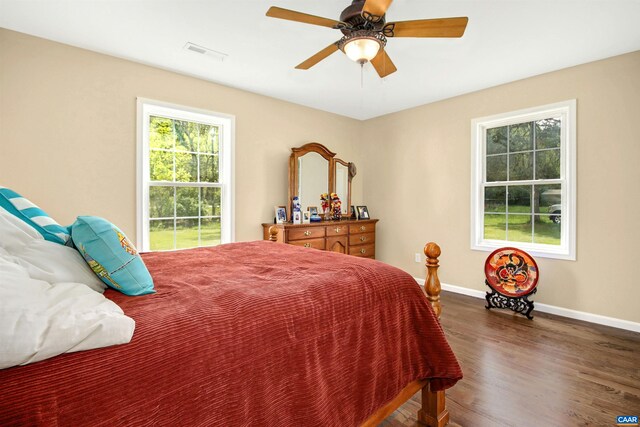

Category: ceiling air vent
[183, 42, 228, 62]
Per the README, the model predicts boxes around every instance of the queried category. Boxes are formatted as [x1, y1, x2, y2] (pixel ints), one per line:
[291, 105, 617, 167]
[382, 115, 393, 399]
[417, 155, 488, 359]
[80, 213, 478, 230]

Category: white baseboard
[414, 278, 640, 333]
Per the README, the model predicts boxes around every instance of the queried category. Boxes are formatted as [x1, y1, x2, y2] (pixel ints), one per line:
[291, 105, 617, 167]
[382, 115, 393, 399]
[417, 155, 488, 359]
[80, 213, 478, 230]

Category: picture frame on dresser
[357, 206, 370, 220]
[292, 211, 302, 225]
[308, 206, 318, 216]
[350, 205, 356, 219]
[275, 206, 287, 224]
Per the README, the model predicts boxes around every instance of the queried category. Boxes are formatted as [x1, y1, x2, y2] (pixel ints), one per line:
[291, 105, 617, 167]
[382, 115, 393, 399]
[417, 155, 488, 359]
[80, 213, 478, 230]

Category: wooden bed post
[423, 242, 442, 318]
[418, 242, 449, 427]
[268, 225, 279, 242]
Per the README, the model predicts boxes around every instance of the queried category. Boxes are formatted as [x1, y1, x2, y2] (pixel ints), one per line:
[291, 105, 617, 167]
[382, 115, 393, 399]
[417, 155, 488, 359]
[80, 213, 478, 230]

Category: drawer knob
[304, 243, 311, 248]
[334, 227, 341, 233]
[360, 248, 366, 254]
[360, 236, 367, 242]
[304, 230, 311, 236]
[360, 226, 366, 231]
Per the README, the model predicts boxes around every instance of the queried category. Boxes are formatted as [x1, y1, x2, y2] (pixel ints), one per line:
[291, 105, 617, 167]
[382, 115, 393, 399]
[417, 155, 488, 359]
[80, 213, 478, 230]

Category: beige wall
[360, 51, 640, 323]
[0, 28, 363, 243]
[2, 28, 639, 324]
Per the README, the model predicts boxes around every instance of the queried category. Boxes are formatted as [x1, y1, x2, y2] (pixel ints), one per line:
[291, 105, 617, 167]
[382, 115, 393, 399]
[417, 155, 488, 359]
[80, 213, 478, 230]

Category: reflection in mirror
[297, 152, 329, 212]
[335, 162, 349, 214]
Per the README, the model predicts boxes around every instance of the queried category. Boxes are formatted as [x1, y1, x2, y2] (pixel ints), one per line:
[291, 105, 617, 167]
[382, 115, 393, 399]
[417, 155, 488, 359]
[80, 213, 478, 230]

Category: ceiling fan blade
[266, 6, 341, 29]
[362, 0, 393, 19]
[389, 17, 469, 38]
[370, 49, 397, 78]
[295, 43, 340, 70]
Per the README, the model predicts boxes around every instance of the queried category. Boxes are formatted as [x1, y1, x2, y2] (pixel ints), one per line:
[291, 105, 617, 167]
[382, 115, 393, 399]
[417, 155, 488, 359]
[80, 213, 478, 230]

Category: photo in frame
[350, 205, 356, 219]
[275, 206, 287, 224]
[302, 211, 311, 224]
[356, 206, 370, 220]
[308, 206, 318, 216]
[293, 211, 302, 225]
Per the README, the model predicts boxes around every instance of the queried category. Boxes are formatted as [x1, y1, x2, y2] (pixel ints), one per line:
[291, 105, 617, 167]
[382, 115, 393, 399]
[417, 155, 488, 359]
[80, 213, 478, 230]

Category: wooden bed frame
[268, 227, 450, 427]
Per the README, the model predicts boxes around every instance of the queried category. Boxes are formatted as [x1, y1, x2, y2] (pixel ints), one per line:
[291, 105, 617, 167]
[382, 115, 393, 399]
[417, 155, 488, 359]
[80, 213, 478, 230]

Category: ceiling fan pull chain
[360, 62, 364, 89]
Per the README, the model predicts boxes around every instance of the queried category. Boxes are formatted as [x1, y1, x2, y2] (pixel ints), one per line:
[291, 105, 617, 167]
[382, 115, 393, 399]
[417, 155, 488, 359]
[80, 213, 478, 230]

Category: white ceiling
[1, 0, 639, 120]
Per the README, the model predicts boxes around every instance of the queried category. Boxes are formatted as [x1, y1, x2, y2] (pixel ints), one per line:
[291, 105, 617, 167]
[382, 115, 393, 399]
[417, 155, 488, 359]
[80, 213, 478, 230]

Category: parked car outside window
[548, 204, 561, 224]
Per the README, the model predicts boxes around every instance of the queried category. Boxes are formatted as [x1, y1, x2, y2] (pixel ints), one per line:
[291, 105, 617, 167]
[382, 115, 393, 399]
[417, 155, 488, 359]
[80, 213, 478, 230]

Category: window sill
[472, 240, 575, 261]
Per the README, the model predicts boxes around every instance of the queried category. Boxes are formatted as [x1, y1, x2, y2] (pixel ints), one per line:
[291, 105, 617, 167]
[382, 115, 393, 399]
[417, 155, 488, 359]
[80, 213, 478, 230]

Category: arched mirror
[289, 143, 335, 213]
[298, 152, 329, 211]
[288, 143, 355, 217]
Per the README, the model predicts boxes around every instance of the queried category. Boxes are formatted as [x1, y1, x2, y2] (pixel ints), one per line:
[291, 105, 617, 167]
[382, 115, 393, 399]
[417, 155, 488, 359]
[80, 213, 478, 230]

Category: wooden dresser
[262, 219, 378, 259]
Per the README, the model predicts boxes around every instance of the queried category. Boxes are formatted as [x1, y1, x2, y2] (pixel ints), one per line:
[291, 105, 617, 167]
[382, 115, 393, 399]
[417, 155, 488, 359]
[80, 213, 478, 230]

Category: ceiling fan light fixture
[344, 38, 380, 63]
[338, 31, 387, 64]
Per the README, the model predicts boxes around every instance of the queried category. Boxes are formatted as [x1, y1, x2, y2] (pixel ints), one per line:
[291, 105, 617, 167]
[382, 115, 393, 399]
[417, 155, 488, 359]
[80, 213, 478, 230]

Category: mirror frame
[288, 143, 336, 214]
[333, 157, 352, 215]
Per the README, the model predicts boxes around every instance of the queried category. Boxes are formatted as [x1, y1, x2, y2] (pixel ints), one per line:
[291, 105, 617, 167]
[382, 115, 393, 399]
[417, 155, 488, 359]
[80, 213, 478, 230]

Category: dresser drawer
[326, 236, 348, 254]
[349, 243, 375, 258]
[325, 224, 348, 236]
[349, 232, 375, 246]
[289, 238, 326, 250]
[262, 220, 377, 258]
[288, 227, 325, 241]
[349, 223, 375, 234]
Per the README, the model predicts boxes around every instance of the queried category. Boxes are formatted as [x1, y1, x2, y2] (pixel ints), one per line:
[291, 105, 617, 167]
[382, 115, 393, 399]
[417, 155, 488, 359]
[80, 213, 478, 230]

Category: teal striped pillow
[0, 187, 70, 245]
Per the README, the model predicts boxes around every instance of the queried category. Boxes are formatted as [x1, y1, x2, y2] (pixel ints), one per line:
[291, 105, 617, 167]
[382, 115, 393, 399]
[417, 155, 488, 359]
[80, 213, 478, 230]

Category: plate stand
[485, 280, 537, 320]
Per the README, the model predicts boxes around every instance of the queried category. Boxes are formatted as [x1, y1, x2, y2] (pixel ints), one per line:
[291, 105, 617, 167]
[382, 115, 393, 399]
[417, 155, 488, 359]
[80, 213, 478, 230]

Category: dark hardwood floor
[381, 291, 640, 427]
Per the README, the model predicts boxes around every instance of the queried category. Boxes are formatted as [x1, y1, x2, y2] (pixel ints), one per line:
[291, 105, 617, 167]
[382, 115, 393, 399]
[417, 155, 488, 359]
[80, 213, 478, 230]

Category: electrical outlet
[414, 253, 421, 263]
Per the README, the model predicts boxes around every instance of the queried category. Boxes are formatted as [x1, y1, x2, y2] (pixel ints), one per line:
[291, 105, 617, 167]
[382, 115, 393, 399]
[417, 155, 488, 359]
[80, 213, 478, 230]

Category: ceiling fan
[266, 0, 468, 78]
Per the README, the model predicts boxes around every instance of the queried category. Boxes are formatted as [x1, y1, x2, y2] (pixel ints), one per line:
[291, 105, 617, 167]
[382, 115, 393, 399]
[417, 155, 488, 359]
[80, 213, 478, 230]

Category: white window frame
[470, 100, 576, 260]
[136, 98, 235, 251]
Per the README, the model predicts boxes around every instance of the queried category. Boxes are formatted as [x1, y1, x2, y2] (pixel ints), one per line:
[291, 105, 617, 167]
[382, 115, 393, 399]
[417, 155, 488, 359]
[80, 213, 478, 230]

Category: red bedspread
[0, 241, 461, 426]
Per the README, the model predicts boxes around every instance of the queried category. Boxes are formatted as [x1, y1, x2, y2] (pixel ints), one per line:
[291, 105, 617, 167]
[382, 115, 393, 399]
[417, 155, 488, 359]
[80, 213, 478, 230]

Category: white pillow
[0, 204, 42, 246]
[0, 207, 106, 293]
[0, 255, 135, 369]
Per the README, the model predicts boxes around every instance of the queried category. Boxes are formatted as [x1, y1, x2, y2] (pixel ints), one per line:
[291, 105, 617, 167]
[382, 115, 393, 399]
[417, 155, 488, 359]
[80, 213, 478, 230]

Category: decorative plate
[484, 247, 539, 297]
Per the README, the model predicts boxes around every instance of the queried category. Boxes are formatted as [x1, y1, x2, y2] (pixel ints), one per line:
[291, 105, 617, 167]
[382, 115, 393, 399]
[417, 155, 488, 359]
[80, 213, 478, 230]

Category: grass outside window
[149, 220, 221, 251]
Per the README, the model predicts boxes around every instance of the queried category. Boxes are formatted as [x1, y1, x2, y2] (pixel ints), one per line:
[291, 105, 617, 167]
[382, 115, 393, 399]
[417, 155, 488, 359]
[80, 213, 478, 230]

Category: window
[137, 99, 234, 251]
[471, 100, 576, 260]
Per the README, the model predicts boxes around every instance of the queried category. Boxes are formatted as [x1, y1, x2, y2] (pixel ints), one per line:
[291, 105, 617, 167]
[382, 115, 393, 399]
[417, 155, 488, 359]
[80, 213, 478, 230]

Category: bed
[0, 227, 461, 426]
